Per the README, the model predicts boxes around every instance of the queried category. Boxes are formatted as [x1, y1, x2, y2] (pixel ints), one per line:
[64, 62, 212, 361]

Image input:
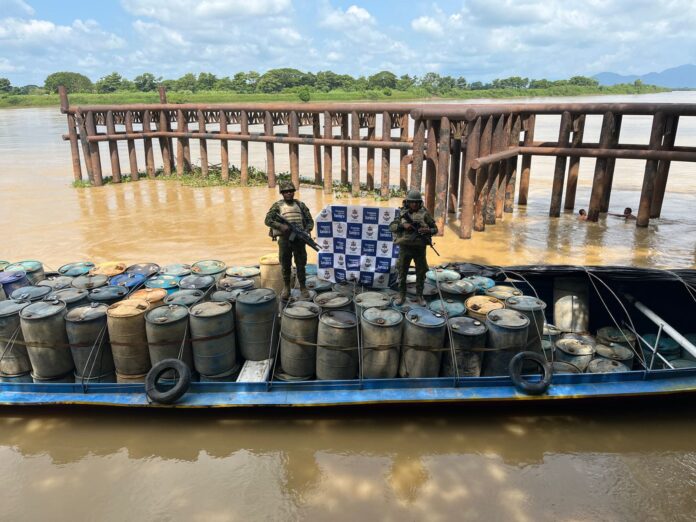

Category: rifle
[274, 215, 321, 252]
[401, 211, 440, 256]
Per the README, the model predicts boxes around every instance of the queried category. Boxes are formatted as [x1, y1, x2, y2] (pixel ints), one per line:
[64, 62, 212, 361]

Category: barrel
[463, 275, 495, 294]
[37, 276, 74, 291]
[669, 359, 696, 369]
[0, 299, 32, 376]
[129, 288, 167, 308]
[442, 316, 488, 377]
[316, 311, 358, 380]
[145, 275, 180, 294]
[236, 288, 278, 361]
[440, 279, 476, 302]
[597, 326, 636, 348]
[58, 261, 95, 277]
[90, 262, 127, 277]
[0, 261, 8, 272]
[281, 301, 321, 378]
[282, 288, 317, 303]
[482, 308, 529, 376]
[314, 291, 352, 312]
[145, 304, 193, 377]
[210, 289, 245, 306]
[555, 337, 595, 371]
[354, 291, 391, 315]
[640, 333, 680, 361]
[5, 261, 44, 285]
[0, 270, 30, 297]
[552, 361, 582, 374]
[116, 372, 146, 383]
[45, 288, 89, 310]
[75, 371, 116, 383]
[399, 308, 446, 378]
[192, 260, 227, 282]
[587, 358, 630, 373]
[426, 268, 461, 283]
[561, 332, 596, 346]
[542, 339, 555, 361]
[260, 253, 284, 296]
[332, 281, 363, 298]
[305, 264, 318, 276]
[72, 274, 108, 290]
[10, 285, 51, 302]
[0, 372, 33, 383]
[106, 298, 151, 375]
[198, 364, 241, 382]
[179, 274, 215, 291]
[109, 273, 146, 291]
[506, 296, 547, 355]
[543, 323, 562, 345]
[20, 300, 74, 378]
[361, 307, 403, 379]
[217, 276, 254, 292]
[465, 295, 504, 322]
[164, 289, 205, 307]
[553, 276, 589, 332]
[88, 285, 129, 306]
[226, 266, 261, 288]
[65, 303, 115, 378]
[305, 276, 332, 293]
[428, 298, 466, 318]
[594, 342, 634, 369]
[160, 264, 192, 277]
[189, 301, 237, 377]
[32, 371, 74, 384]
[406, 282, 438, 301]
[390, 295, 426, 314]
[126, 263, 160, 278]
[485, 285, 523, 301]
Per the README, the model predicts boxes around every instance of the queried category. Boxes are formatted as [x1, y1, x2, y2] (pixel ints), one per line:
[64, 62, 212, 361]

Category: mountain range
[593, 64, 696, 88]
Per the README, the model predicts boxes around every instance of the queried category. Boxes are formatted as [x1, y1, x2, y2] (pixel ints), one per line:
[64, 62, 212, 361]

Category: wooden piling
[549, 111, 573, 217]
[366, 120, 376, 190]
[410, 119, 426, 191]
[323, 111, 332, 194]
[460, 118, 481, 238]
[219, 110, 229, 181]
[350, 111, 361, 196]
[241, 110, 249, 184]
[588, 112, 615, 221]
[564, 114, 586, 211]
[637, 111, 667, 227]
[158, 86, 176, 171]
[600, 114, 622, 212]
[381, 111, 391, 197]
[59, 87, 83, 182]
[399, 115, 409, 191]
[651, 115, 679, 218]
[84, 111, 103, 186]
[313, 114, 322, 185]
[518, 114, 535, 205]
[124, 111, 139, 181]
[494, 115, 512, 220]
[448, 136, 461, 214]
[424, 121, 439, 212]
[74, 110, 94, 184]
[474, 116, 494, 232]
[485, 115, 505, 225]
[105, 110, 122, 182]
[434, 117, 450, 236]
[142, 110, 155, 179]
[504, 115, 522, 213]
[289, 111, 300, 189]
[341, 115, 349, 185]
[264, 111, 276, 187]
[197, 110, 208, 177]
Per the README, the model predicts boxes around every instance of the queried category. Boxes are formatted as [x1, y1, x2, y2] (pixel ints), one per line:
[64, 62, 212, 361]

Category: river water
[1, 92, 696, 520]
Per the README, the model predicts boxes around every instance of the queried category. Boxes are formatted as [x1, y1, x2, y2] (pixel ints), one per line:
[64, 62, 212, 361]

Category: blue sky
[1, 0, 695, 85]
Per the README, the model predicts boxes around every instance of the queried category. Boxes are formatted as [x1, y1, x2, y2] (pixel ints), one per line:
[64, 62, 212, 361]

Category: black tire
[509, 351, 552, 395]
[145, 359, 191, 405]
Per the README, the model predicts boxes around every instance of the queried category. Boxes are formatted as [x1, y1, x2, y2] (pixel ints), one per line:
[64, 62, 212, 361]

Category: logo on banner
[379, 242, 390, 255]
[381, 210, 392, 224]
[365, 225, 375, 239]
[376, 274, 387, 286]
[361, 240, 376, 256]
[364, 208, 379, 224]
[321, 239, 331, 251]
[336, 255, 345, 268]
[323, 269, 332, 280]
[347, 223, 362, 239]
[364, 258, 373, 269]
[350, 208, 360, 221]
[331, 206, 347, 222]
[320, 208, 330, 220]
[317, 222, 332, 237]
[348, 240, 359, 253]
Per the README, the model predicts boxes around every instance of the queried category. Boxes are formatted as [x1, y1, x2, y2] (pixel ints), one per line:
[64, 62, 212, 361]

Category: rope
[0, 325, 21, 364]
[432, 271, 461, 382]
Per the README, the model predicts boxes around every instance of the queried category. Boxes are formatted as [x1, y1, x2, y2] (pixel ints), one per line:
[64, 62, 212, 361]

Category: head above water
[579, 209, 587, 216]
[624, 207, 633, 216]
[279, 181, 296, 201]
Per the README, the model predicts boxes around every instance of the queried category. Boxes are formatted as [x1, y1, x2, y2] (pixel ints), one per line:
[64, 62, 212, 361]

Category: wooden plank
[549, 111, 573, 217]
[366, 120, 376, 190]
[219, 109, 229, 181]
[197, 109, 208, 177]
[159, 109, 173, 176]
[494, 115, 512, 220]
[434, 117, 450, 236]
[74, 110, 94, 184]
[564, 114, 586, 211]
[424, 121, 438, 212]
[600, 114, 623, 212]
[485, 115, 505, 225]
[323, 111, 332, 194]
[351, 111, 360, 196]
[504, 115, 522, 213]
[264, 111, 276, 187]
[341, 115, 349, 185]
[124, 111, 139, 180]
[651, 115, 679, 218]
[637, 111, 667, 227]
[460, 118, 481, 238]
[381, 111, 391, 197]
[143, 110, 155, 179]
[448, 137, 461, 213]
[518, 114, 535, 205]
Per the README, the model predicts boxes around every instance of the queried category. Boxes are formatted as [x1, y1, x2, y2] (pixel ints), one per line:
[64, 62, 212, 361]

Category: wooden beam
[434, 117, 450, 236]
[381, 111, 391, 197]
[264, 111, 276, 187]
[549, 111, 573, 217]
[518, 114, 535, 205]
[564, 114, 586, 211]
[637, 111, 667, 227]
[351, 111, 360, 196]
[460, 118, 481, 238]
[651, 115, 679, 218]
[124, 111, 139, 180]
[323, 111, 332, 194]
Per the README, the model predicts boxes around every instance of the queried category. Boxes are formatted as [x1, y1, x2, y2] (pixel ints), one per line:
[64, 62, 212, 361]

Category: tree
[633, 79, 644, 87]
[257, 68, 311, 92]
[469, 81, 485, 90]
[315, 71, 343, 92]
[455, 76, 467, 90]
[214, 76, 234, 90]
[418, 72, 442, 94]
[133, 73, 160, 92]
[176, 73, 198, 92]
[44, 71, 93, 93]
[297, 86, 311, 102]
[438, 75, 456, 92]
[197, 72, 217, 90]
[367, 71, 397, 89]
[529, 79, 552, 89]
[568, 75, 599, 87]
[396, 74, 415, 90]
[95, 72, 125, 93]
[0, 78, 10, 93]
[492, 76, 529, 89]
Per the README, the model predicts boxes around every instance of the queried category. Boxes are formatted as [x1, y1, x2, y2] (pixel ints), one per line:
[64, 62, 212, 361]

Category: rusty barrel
[361, 307, 403, 379]
[482, 308, 529, 376]
[106, 298, 151, 375]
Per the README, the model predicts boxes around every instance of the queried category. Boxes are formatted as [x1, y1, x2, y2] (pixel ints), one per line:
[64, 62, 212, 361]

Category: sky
[1, 0, 695, 86]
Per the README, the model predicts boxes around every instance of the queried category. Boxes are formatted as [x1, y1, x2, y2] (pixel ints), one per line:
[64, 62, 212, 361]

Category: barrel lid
[236, 288, 276, 305]
[314, 291, 351, 308]
[179, 275, 215, 289]
[319, 310, 357, 328]
[597, 326, 636, 344]
[331, 281, 362, 297]
[164, 289, 205, 306]
[406, 282, 437, 297]
[390, 295, 425, 314]
[107, 298, 149, 318]
[426, 268, 461, 282]
[362, 307, 402, 327]
[640, 333, 680, 354]
[20, 299, 66, 319]
[66, 303, 109, 323]
[58, 261, 95, 277]
[486, 308, 529, 329]
[108, 273, 146, 288]
[218, 276, 254, 290]
[429, 298, 466, 316]
[259, 253, 279, 265]
[190, 300, 232, 317]
[0, 270, 26, 284]
[556, 337, 595, 356]
[543, 323, 562, 337]
[448, 316, 487, 336]
[191, 260, 226, 275]
[486, 285, 523, 300]
[0, 260, 8, 271]
[354, 291, 390, 309]
[285, 288, 317, 302]
[465, 295, 504, 315]
[145, 304, 188, 324]
[130, 287, 168, 303]
[5, 260, 42, 273]
[146, 275, 180, 289]
[90, 261, 127, 277]
[0, 299, 31, 317]
[10, 285, 52, 301]
[595, 343, 634, 362]
[225, 266, 260, 278]
[440, 279, 476, 296]
[506, 295, 546, 312]
[211, 288, 246, 303]
[284, 301, 321, 319]
[126, 263, 160, 277]
[561, 332, 596, 346]
[46, 287, 89, 303]
[587, 358, 630, 373]
[305, 276, 332, 292]
[37, 276, 74, 290]
[160, 263, 192, 277]
[72, 274, 109, 290]
[552, 361, 582, 374]
[463, 275, 495, 291]
[406, 307, 446, 328]
[89, 285, 129, 301]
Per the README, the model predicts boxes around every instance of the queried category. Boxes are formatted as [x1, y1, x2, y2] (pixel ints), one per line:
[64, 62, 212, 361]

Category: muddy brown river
[1, 93, 695, 520]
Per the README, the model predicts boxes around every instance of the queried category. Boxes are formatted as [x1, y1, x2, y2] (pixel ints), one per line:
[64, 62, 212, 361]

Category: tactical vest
[394, 207, 429, 247]
[272, 200, 304, 237]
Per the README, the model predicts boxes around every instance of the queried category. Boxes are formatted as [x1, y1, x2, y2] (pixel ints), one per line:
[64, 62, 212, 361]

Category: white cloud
[411, 16, 442, 36]
[321, 5, 374, 28]
[121, 0, 291, 21]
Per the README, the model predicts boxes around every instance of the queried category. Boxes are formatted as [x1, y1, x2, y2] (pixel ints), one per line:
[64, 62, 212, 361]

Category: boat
[0, 263, 695, 408]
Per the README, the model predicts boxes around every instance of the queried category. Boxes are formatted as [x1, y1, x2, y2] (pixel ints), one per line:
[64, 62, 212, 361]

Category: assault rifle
[401, 212, 440, 256]
[275, 215, 321, 252]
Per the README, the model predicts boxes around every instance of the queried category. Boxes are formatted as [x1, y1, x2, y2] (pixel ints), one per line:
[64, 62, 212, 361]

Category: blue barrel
[0, 299, 32, 376]
[164, 289, 205, 307]
[439, 279, 476, 301]
[641, 333, 681, 361]
[5, 261, 44, 285]
[58, 262, 95, 277]
[145, 275, 180, 294]
[426, 268, 461, 283]
[179, 275, 215, 291]
[305, 264, 318, 276]
[0, 271, 30, 297]
[45, 288, 90, 310]
[72, 274, 108, 290]
[109, 273, 146, 290]
[37, 275, 74, 291]
[406, 282, 438, 301]
[236, 288, 279, 361]
[10, 285, 52, 302]
[211, 289, 246, 305]
[88, 285, 129, 306]
[305, 276, 332, 293]
[225, 266, 261, 287]
[126, 263, 160, 278]
[428, 298, 466, 318]
[464, 275, 496, 294]
[217, 277, 254, 292]
[160, 264, 191, 277]
[390, 295, 426, 315]
[191, 260, 226, 281]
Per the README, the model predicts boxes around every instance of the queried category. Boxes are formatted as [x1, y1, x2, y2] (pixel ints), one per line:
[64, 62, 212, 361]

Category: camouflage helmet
[279, 180, 296, 193]
[405, 190, 423, 202]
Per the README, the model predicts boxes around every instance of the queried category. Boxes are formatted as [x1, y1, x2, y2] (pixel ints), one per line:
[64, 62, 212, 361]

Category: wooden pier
[59, 87, 696, 236]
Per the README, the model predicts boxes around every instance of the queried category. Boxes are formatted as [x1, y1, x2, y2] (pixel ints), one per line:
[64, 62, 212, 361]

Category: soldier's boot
[416, 293, 426, 307]
[394, 292, 407, 306]
[299, 284, 310, 299]
[280, 282, 291, 300]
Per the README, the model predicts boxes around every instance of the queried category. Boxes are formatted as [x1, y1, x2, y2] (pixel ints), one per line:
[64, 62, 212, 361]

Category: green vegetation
[0, 69, 669, 108]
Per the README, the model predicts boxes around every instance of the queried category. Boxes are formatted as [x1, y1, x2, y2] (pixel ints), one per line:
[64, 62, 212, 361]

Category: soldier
[265, 181, 314, 299]
[390, 190, 438, 306]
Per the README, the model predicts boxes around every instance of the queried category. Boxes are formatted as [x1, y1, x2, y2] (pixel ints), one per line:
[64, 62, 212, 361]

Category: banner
[315, 204, 400, 288]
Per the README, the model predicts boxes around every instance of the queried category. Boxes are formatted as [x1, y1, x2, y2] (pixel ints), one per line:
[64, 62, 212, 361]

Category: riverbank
[0, 84, 668, 108]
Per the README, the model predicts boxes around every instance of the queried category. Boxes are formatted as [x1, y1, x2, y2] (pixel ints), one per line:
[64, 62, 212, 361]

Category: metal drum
[0, 372, 33, 383]
[465, 295, 504, 323]
[305, 264, 318, 277]
[45, 288, 89, 310]
[316, 311, 358, 380]
[552, 361, 582, 374]
[594, 343, 635, 369]
[543, 323, 562, 345]
[555, 337, 595, 371]
[88, 285, 129, 306]
[160, 264, 192, 277]
[428, 298, 466, 318]
[553, 276, 590, 333]
[260, 253, 284, 297]
[5, 261, 44, 285]
[145, 304, 193, 377]
[400, 308, 446, 378]
[305, 276, 332, 293]
[440, 279, 476, 302]
[32, 371, 74, 384]
[179, 274, 215, 291]
[332, 281, 363, 298]
[116, 372, 146, 383]
[129, 288, 167, 308]
[20, 300, 74, 378]
[282, 288, 317, 303]
[361, 308, 403, 379]
[641, 333, 681, 362]
[226, 266, 261, 288]
[314, 291, 352, 312]
[587, 358, 630, 373]
[426, 268, 461, 283]
[463, 275, 495, 294]
[561, 332, 596, 346]
[145, 275, 180, 294]
[0, 271, 30, 297]
[190, 301, 237, 377]
[442, 317, 487, 377]
[482, 308, 529, 376]
[281, 301, 321, 378]
[217, 276, 254, 292]
[65, 303, 115, 378]
[58, 262, 95, 277]
[486, 285, 523, 301]
[597, 326, 636, 348]
[0, 300, 32, 376]
[164, 289, 205, 307]
[106, 298, 151, 376]
[75, 372, 116, 383]
[126, 263, 160, 278]
[211, 289, 246, 306]
[72, 274, 108, 290]
[90, 262, 127, 277]
[542, 339, 555, 361]
[0, 261, 8, 272]
[198, 363, 241, 382]
[109, 273, 146, 291]
[236, 288, 278, 361]
[390, 295, 426, 314]
[506, 296, 547, 354]
[192, 260, 227, 282]
[354, 292, 391, 315]
[37, 276, 74, 291]
[10, 285, 51, 302]
[406, 282, 438, 301]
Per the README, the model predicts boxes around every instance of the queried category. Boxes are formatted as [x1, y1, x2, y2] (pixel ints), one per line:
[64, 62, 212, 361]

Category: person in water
[578, 209, 588, 221]
[390, 190, 438, 306]
[609, 207, 636, 220]
[264, 181, 314, 299]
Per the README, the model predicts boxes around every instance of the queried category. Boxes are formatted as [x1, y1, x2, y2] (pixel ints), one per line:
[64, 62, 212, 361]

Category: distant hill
[594, 64, 696, 88]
